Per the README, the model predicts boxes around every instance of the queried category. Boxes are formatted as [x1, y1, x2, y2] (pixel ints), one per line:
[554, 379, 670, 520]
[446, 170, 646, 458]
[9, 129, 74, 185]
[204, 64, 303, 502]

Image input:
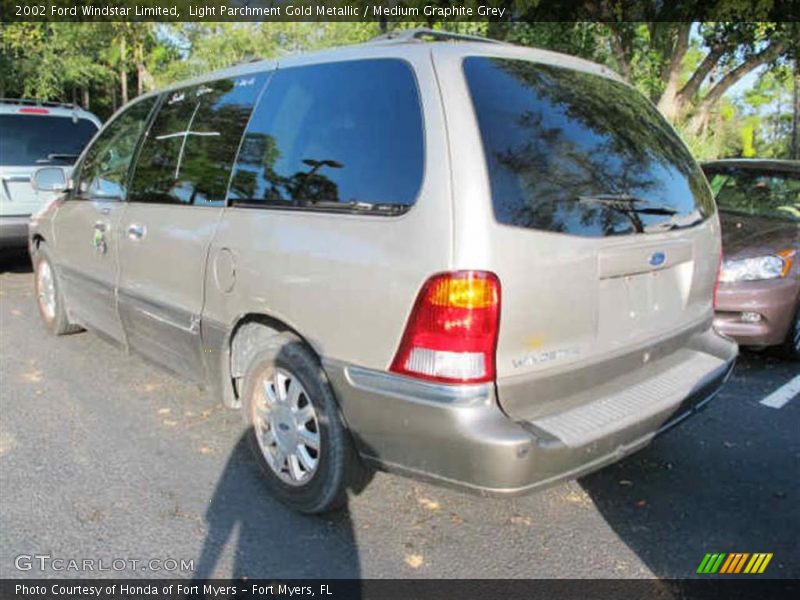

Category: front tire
[781, 306, 800, 361]
[33, 245, 81, 336]
[242, 332, 360, 513]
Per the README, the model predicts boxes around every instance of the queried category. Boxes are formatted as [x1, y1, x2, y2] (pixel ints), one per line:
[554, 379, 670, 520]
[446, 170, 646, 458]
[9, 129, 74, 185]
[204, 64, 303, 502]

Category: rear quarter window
[229, 59, 424, 215]
[128, 74, 267, 206]
[463, 57, 715, 237]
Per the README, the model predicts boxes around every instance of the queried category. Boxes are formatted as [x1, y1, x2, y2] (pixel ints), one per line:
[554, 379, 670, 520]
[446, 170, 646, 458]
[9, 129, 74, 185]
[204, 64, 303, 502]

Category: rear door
[0, 112, 98, 217]
[52, 98, 157, 342]
[117, 75, 267, 381]
[447, 54, 720, 419]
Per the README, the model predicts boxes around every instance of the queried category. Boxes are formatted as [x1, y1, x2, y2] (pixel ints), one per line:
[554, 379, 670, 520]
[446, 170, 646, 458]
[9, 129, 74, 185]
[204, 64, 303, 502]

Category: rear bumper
[0, 215, 30, 249]
[714, 278, 799, 347]
[324, 327, 737, 495]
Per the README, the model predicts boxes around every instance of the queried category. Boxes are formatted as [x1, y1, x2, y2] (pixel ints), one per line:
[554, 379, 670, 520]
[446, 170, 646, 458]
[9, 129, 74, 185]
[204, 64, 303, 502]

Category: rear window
[704, 167, 800, 222]
[463, 57, 715, 237]
[229, 59, 424, 215]
[0, 114, 98, 166]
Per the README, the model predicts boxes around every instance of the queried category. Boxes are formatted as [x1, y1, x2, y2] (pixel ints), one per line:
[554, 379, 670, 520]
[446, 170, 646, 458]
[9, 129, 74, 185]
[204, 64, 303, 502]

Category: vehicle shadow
[0, 250, 32, 274]
[579, 353, 798, 578]
[193, 432, 363, 581]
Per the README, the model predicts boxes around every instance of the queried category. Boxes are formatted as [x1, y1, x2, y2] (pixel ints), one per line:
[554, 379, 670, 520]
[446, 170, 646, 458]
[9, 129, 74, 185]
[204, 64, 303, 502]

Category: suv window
[128, 74, 267, 206]
[464, 57, 715, 237]
[229, 59, 424, 215]
[75, 98, 157, 201]
[0, 114, 97, 167]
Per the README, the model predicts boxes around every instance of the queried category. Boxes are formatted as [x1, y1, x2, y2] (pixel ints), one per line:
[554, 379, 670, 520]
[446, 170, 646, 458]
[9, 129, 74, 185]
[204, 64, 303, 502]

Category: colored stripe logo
[697, 553, 773, 574]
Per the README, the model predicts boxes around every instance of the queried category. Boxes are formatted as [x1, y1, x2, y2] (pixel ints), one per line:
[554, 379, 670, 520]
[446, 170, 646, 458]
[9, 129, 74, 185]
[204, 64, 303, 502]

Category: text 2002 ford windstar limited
[29, 30, 737, 513]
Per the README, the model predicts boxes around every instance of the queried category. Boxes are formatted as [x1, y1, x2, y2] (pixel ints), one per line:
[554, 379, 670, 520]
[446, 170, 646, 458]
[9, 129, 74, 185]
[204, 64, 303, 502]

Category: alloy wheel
[252, 368, 320, 485]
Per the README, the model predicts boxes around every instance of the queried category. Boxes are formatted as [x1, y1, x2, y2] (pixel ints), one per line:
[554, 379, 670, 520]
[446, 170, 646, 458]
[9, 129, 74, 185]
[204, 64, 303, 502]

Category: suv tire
[33, 245, 82, 336]
[242, 332, 359, 513]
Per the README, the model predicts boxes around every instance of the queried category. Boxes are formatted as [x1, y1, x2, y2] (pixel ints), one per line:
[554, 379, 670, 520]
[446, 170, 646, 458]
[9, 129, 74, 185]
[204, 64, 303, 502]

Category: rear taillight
[18, 107, 49, 115]
[390, 271, 500, 384]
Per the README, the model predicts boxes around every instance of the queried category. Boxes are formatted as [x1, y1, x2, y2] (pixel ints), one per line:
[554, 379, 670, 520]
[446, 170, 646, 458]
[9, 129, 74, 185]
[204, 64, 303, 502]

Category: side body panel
[117, 203, 222, 381]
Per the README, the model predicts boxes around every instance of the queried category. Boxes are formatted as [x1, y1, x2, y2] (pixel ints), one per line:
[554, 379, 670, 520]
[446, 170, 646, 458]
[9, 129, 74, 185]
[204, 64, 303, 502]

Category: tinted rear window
[464, 57, 715, 237]
[0, 114, 97, 166]
[129, 74, 267, 206]
[229, 59, 424, 214]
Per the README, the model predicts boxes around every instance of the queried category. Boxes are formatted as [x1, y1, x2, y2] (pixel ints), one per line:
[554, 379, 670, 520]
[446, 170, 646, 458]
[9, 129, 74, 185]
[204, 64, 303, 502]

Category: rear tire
[242, 332, 361, 513]
[33, 245, 81, 336]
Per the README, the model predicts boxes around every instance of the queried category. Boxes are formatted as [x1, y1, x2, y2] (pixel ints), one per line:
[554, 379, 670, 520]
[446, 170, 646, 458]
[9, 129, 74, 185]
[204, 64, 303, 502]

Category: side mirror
[32, 167, 68, 193]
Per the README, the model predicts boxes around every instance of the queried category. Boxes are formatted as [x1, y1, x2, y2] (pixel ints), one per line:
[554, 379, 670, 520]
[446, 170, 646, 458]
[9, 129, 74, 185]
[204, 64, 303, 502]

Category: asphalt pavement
[1, 251, 797, 579]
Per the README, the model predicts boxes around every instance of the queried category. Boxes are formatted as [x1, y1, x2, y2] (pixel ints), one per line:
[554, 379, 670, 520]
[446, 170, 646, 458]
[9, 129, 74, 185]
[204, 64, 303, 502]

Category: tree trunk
[792, 58, 799, 160]
[82, 88, 90, 110]
[607, 27, 632, 82]
[670, 45, 726, 122]
[656, 23, 691, 121]
[135, 43, 148, 96]
[687, 42, 787, 135]
[136, 44, 154, 96]
[119, 36, 128, 105]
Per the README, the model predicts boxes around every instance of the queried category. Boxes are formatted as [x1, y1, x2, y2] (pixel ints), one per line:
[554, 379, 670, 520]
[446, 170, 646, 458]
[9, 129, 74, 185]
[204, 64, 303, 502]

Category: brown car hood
[719, 211, 799, 259]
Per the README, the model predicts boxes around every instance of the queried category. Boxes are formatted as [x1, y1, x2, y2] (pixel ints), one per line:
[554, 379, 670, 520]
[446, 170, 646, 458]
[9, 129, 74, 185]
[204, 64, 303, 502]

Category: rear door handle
[127, 223, 146, 240]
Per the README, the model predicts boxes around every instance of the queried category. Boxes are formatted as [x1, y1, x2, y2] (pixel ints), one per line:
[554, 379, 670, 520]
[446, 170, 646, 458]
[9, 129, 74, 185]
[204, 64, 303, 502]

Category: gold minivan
[29, 30, 737, 513]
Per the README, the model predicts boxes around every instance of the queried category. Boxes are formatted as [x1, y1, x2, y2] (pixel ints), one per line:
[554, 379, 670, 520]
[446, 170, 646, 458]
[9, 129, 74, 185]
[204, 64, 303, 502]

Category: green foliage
[0, 20, 795, 161]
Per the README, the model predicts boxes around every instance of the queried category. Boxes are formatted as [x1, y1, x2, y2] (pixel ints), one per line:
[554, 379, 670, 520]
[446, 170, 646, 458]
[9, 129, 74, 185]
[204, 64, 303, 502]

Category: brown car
[703, 159, 800, 359]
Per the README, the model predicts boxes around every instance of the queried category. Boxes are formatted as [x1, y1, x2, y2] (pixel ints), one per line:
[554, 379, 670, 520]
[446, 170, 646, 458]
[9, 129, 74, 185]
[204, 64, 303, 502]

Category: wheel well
[227, 314, 320, 401]
[229, 315, 285, 382]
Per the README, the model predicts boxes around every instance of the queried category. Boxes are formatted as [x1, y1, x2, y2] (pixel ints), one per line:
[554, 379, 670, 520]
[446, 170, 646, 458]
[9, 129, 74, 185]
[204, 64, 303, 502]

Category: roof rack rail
[0, 98, 79, 109]
[368, 27, 505, 45]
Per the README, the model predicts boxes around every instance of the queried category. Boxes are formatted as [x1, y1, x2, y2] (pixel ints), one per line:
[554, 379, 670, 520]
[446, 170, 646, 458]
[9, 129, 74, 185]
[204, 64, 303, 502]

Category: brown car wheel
[782, 307, 800, 361]
[33, 245, 82, 336]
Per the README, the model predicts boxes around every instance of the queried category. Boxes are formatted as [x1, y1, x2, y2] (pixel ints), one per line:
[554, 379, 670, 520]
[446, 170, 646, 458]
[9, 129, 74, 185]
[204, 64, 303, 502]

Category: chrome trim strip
[336, 362, 493, 406]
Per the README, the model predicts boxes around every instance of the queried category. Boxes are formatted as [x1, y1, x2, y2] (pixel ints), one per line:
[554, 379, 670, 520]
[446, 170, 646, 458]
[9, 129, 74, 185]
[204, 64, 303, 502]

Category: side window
[128, 74, 267, 206]
[75, 97, 157, 201]
[229, 59, 424, 214]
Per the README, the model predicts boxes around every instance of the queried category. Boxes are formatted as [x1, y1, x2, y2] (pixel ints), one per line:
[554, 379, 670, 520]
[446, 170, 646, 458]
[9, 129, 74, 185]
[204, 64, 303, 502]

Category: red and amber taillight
[390, 271, 500, 384]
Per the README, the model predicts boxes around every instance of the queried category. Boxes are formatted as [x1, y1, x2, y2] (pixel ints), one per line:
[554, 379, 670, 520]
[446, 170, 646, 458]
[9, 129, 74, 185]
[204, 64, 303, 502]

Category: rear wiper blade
[577, 194, 647, 204]
[631, 206, 678, 216]
[577, 195, 677, 215]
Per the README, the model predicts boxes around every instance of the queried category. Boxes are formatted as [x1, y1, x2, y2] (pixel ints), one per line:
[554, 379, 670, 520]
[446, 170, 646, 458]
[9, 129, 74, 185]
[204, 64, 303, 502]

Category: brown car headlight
[719, 250, 794, 283]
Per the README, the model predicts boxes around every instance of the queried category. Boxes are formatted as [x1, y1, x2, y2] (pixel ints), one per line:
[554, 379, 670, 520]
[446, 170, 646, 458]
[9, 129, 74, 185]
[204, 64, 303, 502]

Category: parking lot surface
[1, 252, 797, 579]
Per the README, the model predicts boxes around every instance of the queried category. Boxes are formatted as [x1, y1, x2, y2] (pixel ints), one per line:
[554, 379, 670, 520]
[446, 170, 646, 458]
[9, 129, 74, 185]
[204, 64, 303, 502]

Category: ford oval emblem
[649, 251, 666, 267]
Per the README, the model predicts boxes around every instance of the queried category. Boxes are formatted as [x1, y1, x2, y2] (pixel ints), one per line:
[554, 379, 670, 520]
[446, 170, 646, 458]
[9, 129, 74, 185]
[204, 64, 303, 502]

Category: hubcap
[252, 368, 320, 486]
[36, 260, 56, 322]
